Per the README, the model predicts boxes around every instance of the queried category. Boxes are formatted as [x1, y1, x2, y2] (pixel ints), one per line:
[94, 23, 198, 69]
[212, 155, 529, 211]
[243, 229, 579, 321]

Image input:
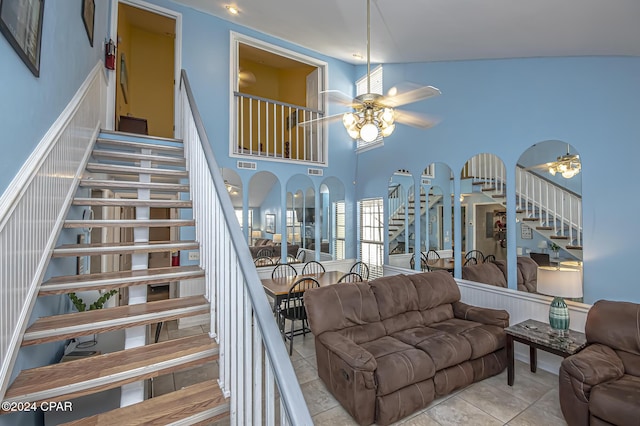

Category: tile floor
[152, 316, 567, 426]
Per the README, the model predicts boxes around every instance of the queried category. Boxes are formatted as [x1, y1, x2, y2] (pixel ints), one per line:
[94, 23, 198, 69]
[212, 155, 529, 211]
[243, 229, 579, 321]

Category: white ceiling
[174, 0, 640, 64]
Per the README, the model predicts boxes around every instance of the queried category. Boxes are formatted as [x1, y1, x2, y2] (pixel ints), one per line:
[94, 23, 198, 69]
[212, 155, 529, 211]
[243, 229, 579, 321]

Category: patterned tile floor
[153, 319, 566, 426]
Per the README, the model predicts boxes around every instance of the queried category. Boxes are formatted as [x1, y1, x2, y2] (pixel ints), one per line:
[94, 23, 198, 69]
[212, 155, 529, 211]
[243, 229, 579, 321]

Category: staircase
[0, 132, 230, 424]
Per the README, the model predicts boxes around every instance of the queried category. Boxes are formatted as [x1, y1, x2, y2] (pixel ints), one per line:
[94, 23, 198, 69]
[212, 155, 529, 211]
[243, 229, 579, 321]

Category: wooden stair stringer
[22, 296, 210, 346]
[2, 335, 218, 407]
[59, 380, 229, 426]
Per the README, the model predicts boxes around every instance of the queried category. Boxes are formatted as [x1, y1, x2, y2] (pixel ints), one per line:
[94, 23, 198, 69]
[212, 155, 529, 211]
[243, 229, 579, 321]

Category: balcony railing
[233, 92, 325, 164]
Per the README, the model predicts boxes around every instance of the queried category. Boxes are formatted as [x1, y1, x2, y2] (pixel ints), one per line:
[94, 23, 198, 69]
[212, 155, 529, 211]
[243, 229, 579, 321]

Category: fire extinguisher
[171, 250, 180, 267]
[105, 39, 116, 70]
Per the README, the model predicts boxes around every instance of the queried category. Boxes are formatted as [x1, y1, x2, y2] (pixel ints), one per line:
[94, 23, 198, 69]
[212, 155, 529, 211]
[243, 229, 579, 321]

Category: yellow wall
[116, 12, 132, 119]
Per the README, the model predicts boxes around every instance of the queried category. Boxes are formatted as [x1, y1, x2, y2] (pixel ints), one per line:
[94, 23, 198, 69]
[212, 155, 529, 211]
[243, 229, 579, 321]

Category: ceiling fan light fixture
[360, 122, 379, 142]
[379, 108, 395, 124]
[548, 152, 581, 179]
[381, 123, 395, 137]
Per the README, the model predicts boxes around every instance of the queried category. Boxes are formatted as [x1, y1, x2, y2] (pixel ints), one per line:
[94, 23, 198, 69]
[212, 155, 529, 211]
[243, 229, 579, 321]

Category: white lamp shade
[537, 266, 583, 298]
[537, 240, 548, 250]
[360, 122, 379, 142]
[272, 234, 282, 243]
[251, 230, 262, 238]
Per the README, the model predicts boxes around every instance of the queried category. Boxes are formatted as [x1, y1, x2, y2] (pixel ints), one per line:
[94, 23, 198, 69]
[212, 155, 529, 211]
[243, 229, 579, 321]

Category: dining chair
[254, 256, 274, 267]
[410, 254, 431, 272]
[276, 254, 297, 265]
[302, 260, 325, 275]
[295, 249, 306, 263]
[350, 261, 369, 280]
[426, 249, 440, 264]
[279, 277, 319, 355]
[464, 257, 478, 266]
[465, 250, 485, 263]
[256, 247, 274, 258]
[337, 272, 363, 283]
[271, 263, 297, 279]
[483, 254, 496, 263]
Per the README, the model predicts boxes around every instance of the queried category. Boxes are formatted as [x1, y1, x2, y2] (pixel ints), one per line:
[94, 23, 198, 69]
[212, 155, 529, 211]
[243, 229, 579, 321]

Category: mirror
[249, 171, 280, 252]
[286, 174, 314, 259]
[419, 163, 454, 272]
[460, 153, 507, 264]
[516, 141, 583, 295]
[319, 177, 346, 260]
[387, 170, 413, 255]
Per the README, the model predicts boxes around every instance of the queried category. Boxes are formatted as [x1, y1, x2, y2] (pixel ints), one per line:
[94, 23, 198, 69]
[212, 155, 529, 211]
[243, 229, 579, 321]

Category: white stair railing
[463, 153, 506, 195]
[181, 71, 312, 425]
[234, 92, 324, 164]
[0, 63, 106, 400]
[516, 166, 582, 247]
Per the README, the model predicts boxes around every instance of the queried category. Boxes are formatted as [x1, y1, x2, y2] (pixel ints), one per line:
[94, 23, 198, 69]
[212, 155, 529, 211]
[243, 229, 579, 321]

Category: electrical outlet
[188, 251, 200, 261]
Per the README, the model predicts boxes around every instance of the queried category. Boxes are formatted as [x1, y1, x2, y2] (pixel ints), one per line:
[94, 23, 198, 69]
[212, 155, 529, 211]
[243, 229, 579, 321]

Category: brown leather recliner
[559, 300, 640, 426]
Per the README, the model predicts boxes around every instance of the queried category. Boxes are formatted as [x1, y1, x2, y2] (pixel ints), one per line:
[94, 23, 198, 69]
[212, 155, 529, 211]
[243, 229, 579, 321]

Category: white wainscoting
[0, 62, 106, 399]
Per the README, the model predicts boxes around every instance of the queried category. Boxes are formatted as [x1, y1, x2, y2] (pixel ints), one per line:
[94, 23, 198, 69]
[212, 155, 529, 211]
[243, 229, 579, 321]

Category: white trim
[229, 31, 329, 165]
[109, 0, 183, 138]
[0, 62, 103, 230]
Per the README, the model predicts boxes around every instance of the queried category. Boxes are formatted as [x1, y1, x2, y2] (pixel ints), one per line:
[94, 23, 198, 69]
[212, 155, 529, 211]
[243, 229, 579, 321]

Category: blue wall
[354, 57, 640, 304]
[0, 0, 108, 195]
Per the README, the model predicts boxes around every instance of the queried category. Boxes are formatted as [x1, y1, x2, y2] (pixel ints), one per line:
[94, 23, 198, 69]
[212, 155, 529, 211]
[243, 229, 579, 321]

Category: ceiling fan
[304, 0, 441, 142]
[525, 144, 581, 179]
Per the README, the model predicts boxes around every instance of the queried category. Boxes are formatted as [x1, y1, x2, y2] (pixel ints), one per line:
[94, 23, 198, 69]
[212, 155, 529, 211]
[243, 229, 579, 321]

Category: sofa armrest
[561, 343, 624, 386]
[452, 301, 509, 328]
[317, 331, 377, 372]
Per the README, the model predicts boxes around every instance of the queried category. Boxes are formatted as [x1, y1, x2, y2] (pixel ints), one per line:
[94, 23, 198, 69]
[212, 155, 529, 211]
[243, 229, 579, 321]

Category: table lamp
[272, 234, 282, 245]
[251, 230, 262, 244]
[537, 240, 548, 253]
[537, 266, 583, 333]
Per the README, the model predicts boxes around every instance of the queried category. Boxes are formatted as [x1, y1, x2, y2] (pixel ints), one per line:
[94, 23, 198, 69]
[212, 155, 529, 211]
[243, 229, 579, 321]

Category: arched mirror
[420, 163, 454, 272]
[320, 177, 346, 260]
[387, 170, 413, 269]
[248, 171, 280, 258]
[460, 154, 507, 264]
[516, 141, 583, 296]
[286, 174, 314, 260]
[221, 168, 245, 239]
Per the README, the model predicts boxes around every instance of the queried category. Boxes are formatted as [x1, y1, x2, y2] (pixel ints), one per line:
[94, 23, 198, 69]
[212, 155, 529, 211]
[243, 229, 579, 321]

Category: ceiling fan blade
[381, 83, 441, 108]
[321, 90, 362, 108]
[394, 109, 441, 129]
[297, 112, 345, 127]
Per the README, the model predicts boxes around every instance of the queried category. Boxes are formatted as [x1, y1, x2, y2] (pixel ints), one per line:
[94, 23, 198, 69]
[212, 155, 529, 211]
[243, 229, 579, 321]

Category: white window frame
[359, 198, 384, 279]
[333, 201, 346, 260]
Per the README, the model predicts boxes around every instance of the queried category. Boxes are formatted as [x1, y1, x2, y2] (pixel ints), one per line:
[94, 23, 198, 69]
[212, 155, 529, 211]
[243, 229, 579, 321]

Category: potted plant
[550, 242, 561, 258]
[68, 289, 118, 347]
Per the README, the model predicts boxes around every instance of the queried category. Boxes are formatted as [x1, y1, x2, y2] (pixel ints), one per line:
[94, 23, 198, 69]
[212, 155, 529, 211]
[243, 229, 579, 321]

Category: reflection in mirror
[286, 174, 313, 260]
[387, 170, 413, 256]
[222, 168, 245, 240]
[320, 177, 346, 260]
[248, 171, 280, 259]
[420, 163, 454, 270]
[516, 141, 583, 298]
[460, 153, 507, 263]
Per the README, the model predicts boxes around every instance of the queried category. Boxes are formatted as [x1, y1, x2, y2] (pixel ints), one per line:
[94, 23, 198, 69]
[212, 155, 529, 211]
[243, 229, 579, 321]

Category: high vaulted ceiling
[174, 0, 640, 64]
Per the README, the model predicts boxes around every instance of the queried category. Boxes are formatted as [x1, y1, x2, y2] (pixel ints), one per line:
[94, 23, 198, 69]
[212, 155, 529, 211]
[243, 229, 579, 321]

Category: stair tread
[23, 296, 209, 346]
[535, 226, 553, 230]
[549, 235, 569, 239]
[566, 245, 583, 250]
[522, 217, 539, 221]
[86, 163, 188, 176]
[72, 198, 192, 207]
[40, 265, 204, 295]
[60, 380, 228, 426]
[3, 334, 218, 404]
[92, 149, 186, 165]
[79, 179, 190, 192]
[96, 136, 183, 152]
[64, 219, 195, 228]
[52, 240, 199, 257]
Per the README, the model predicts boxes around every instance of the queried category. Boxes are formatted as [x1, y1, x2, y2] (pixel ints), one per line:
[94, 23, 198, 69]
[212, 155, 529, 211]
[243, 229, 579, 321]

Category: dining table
[261, 270, 345, 314]
[428, 258, 455, 273]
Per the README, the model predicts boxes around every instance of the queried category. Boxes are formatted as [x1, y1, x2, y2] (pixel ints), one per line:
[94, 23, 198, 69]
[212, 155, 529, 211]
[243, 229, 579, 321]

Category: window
[333, 201, 345, 260]
[286, 209, 301, 245]
[235, 208, 253, 244]
[355, 65, 383, 150]
[359, 198, 384, 279]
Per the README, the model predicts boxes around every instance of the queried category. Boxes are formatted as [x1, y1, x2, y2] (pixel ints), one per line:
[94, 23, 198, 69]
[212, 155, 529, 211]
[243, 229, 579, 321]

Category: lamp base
[549, 296, 570, 332]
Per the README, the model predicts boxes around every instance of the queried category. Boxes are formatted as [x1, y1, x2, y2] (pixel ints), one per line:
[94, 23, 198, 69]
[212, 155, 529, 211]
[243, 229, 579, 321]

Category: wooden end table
[505, 319, 587, 386]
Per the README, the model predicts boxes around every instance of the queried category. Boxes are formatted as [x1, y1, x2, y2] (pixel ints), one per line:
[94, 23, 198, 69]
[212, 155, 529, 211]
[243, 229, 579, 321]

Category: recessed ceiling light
[225, 5, 239, 15]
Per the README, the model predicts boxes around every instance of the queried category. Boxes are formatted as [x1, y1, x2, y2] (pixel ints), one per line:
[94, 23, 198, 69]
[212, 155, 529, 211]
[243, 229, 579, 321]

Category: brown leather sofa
[461, 256, 538, 292]
[559, 300, 640, 426]
[304, 271, 509, 425]
[248, 238, 299, 259]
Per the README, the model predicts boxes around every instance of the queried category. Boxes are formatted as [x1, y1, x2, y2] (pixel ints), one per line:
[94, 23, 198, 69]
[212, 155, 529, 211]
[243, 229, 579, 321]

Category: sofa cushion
[428, 318, 481, 335]
[462, 262, 507, 287]
[360, 336, 436, 396]
[421, 304, 455, 326]
[369, 274, 420, 320]
[390, 326, 472, 370]
[590, 375, 640, 426]
[586, 300, 640, 356]
[459, 325, 506, 359]
[406, 271, 461, 310]
[304, 283, 382, 339]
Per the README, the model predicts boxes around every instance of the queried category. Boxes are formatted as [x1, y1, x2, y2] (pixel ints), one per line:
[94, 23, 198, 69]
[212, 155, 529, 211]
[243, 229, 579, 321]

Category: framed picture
[81, 0, 94, 47]
[0, 0, 45, 77]
[521, 224, 533, 239]
[265, 214, 276, 234]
